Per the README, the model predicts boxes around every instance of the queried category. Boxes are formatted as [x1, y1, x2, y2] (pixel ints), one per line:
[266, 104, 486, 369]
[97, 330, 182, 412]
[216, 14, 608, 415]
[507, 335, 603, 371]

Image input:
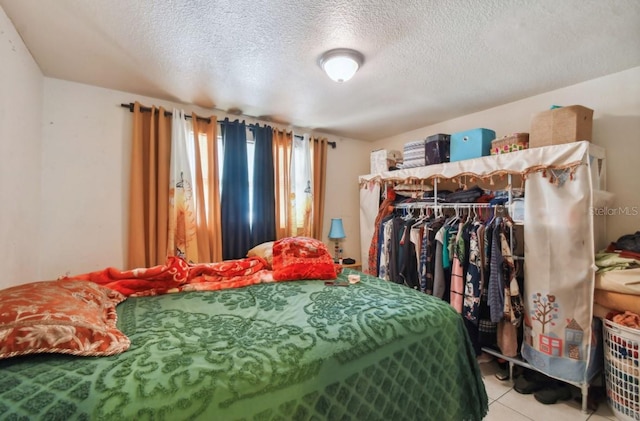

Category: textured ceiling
[2, 0, 639, 141]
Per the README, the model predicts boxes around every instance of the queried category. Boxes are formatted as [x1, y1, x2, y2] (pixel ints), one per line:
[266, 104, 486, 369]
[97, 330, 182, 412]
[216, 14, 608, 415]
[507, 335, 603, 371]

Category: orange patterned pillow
[0, 279, 131, 359]
[272, 237, 338, 281]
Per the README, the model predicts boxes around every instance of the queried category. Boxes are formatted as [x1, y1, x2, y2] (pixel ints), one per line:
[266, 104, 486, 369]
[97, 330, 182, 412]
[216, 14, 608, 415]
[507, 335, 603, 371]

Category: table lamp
[328, 218, 346, 262]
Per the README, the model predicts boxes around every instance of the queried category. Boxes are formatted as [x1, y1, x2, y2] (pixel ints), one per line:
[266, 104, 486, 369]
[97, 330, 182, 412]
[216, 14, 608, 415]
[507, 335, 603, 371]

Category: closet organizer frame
[363, 143, 607, 414]
[393, 173, 594, 413]
[393, 173, 523, 255]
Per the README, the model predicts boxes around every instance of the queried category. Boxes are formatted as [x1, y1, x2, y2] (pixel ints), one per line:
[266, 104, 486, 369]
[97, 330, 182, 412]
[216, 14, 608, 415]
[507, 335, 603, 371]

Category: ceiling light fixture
[319, 48, 364, 83]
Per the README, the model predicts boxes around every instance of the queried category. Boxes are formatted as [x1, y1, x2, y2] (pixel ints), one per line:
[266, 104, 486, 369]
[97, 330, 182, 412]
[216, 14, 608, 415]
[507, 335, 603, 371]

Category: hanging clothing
[420, 217, 444, 294]
[367, 188, 396, 276]
[450, 222, 465, 312]
[388, 216, 406, 283]
[499, 223, 524, 326]
[477, 221, 498, 349]
[433, 236, 446, 299]
[463, 222, 483, 323]
[398, 217, 420, 289]
[409, 223, 423, 289]
[497, 229, 520, 358]
[378, 217, 394, 280]
[488, 218, 505, 323]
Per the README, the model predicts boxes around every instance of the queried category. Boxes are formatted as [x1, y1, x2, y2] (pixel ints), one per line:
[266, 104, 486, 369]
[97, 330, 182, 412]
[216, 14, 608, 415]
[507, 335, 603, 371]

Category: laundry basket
[603, 318, 640, 420]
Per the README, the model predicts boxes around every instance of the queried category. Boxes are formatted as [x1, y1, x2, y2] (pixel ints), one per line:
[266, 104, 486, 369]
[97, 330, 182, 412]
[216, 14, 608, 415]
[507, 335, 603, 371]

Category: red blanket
[67, 256, 271, 297]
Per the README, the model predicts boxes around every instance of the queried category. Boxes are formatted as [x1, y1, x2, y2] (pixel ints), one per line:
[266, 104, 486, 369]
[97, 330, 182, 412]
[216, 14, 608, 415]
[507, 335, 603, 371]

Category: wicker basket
[490, 133, 529, 155]
[603, 318, 640, 421]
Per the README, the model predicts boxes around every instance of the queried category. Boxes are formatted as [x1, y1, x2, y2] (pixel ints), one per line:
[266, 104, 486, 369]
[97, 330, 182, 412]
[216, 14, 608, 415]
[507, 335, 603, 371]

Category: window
[186, 124, 310, 234]
[217, 129, 255, 226]
[187, 125, 256, 226]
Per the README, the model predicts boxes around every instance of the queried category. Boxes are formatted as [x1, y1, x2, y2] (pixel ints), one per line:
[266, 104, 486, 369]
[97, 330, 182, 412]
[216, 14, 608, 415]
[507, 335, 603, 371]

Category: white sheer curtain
[289, 133, 313, 236]
[167, 109, 199, 262]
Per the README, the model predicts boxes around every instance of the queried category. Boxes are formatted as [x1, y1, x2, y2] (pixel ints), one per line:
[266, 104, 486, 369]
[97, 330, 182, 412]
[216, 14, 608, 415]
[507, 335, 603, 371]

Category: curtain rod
[120, 103, 336, 149]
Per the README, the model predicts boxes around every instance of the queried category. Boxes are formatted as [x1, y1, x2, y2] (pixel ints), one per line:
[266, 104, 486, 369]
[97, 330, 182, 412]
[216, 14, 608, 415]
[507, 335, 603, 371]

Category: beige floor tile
[586, 413, 617, 421]
[483, 401, 533, 421]
[479, 360, 514, 401]
[497, 388, 591, 421]
[588, 400, 621, 420]
[479, 359, 618, 421]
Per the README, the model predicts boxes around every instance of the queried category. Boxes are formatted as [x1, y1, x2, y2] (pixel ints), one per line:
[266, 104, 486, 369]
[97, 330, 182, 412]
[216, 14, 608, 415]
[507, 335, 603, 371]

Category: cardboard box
[370, 149, 402, 174]
[491, 133, 529, 155]
[530, 105, 593, 147]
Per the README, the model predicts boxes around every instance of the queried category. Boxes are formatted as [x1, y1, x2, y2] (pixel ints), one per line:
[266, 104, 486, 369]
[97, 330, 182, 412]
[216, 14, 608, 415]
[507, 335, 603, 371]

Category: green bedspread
[0, 270, 488, 420]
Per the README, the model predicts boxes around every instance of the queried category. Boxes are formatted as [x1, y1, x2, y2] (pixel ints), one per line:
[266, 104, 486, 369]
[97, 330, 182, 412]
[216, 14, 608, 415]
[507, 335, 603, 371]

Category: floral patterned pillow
[0, 279, 131, 359]
[272, 237, 338, 281]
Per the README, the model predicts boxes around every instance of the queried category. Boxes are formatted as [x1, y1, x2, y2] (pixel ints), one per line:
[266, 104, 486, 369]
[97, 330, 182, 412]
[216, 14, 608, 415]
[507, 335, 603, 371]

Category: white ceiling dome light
[319, 48, 365, 83]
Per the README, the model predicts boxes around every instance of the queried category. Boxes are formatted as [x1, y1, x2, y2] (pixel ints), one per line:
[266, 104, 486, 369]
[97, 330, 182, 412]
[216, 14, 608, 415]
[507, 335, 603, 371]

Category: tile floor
[480, 360, 619, 421]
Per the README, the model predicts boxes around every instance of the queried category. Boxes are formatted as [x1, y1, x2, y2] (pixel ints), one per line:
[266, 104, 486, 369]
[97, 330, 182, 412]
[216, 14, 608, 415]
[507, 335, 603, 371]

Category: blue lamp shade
[328, 218, 346, 239]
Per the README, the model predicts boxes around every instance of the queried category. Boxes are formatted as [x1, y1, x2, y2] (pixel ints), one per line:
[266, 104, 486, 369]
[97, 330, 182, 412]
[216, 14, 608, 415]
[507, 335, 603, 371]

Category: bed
[0, 239, 488, 420]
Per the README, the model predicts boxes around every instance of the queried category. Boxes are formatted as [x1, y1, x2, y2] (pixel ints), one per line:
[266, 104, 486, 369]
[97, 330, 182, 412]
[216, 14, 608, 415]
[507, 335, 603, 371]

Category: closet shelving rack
[360, 141, 610, 412]
[392, 172, 524, 256]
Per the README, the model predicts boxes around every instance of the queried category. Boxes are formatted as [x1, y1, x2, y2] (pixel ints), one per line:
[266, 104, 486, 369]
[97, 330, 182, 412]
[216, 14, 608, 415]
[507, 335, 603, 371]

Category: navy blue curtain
[220, 119, 251, 260]
[250, 125, 276, 246]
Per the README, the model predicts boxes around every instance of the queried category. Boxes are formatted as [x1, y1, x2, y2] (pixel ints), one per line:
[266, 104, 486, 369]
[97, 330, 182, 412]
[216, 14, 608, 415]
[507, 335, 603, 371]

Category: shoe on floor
[476, 352, 493, 364]
[513, 370, 549, 394]
[534, 383, 573, 404]
[495, 361, 509, 381]
[495, 368, 509, 381]
[514, 376, 544, 394]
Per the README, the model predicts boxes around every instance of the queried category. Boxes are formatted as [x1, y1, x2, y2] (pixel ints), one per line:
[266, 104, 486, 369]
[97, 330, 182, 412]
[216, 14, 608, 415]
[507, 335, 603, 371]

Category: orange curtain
[190, 113, 223, 262]
[273, 129, 330, 240]
[127, 102, 171, 269]
[273, 129, 293, 239]
[311, 137, 329, 239]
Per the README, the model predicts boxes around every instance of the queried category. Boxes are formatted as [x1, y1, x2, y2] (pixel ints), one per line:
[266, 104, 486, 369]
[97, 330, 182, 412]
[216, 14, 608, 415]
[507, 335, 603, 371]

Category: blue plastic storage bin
[450, 128, 496, 162]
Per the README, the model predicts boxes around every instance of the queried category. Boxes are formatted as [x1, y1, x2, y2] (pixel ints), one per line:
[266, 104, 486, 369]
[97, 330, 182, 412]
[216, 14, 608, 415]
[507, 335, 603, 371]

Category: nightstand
[341, 262, 362, 271]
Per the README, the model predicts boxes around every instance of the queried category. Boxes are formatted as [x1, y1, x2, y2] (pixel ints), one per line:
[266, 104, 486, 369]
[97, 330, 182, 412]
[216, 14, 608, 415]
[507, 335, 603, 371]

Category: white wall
[39, 78, 370, 278]
[40, 79, 132, 278]
[372, 67, 640, 242]
[0, 6, 43, 288]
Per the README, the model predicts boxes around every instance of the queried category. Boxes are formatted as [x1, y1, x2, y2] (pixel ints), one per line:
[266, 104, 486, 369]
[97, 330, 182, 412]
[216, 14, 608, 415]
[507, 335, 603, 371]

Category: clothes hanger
[452, 205, 461, 225]
[486, 206, 497, 226]
[413, 206, 429, 225]
[472, 205, 481, 223]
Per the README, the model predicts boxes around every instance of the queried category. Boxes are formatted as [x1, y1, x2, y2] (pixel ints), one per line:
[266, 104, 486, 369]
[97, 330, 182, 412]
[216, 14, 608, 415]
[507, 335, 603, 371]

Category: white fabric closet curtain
[522, 156, 596, 383]
[359, 181, 381, 273]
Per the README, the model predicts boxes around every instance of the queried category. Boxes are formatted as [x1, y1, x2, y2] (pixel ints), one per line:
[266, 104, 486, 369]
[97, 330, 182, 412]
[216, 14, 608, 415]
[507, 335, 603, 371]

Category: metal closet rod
[393, 202, 501, 209]
[120, 103, 336, 148]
